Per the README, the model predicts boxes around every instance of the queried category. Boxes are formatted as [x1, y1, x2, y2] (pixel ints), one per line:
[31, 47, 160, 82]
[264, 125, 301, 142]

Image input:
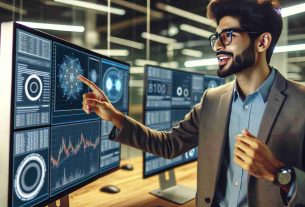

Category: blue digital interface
[101, 59, 129, 111]
[204, 75, 225, 90]
[51, 43, 97, 124]
[13, 128, 49, 207]
[100, 120, 120, 173]
[9, 24, 129, 207]
[14, 30, 51, 129]
[50, 121, 100, 196]
[143, 65, 223, 177]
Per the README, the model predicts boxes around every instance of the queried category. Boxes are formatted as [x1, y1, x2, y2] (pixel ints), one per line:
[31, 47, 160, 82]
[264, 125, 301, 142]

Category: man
[78, 0, 305, 206]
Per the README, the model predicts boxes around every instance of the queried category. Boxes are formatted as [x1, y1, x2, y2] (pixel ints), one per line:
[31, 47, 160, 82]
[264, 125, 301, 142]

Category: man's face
[213, 16, 256, 78]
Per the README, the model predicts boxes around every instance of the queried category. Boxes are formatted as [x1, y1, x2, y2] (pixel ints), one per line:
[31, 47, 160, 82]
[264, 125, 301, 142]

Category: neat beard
[217, 42, 255, 78]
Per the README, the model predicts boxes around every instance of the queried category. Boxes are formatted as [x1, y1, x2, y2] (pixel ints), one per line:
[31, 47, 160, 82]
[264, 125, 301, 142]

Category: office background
[1, 0, 305, 159]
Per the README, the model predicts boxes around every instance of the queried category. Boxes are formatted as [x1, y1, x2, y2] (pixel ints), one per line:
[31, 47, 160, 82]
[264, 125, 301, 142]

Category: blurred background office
[1, 0, 305, 158]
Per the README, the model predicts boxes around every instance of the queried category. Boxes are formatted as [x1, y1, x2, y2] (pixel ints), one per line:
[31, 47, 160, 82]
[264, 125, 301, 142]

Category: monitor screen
[143, 65, 224, 178]
[0, 22, 129, 207]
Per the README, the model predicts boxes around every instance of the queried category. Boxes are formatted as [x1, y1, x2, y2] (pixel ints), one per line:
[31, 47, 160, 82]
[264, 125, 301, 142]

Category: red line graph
[51, 133, 100, 168]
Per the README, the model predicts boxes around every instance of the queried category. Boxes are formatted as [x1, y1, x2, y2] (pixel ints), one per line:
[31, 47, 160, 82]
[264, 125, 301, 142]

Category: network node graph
[58, 55, 84, 101]
[3, 23, 129, 207]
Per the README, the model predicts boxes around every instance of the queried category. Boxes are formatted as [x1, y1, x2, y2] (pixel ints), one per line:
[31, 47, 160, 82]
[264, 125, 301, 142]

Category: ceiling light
[185, 58, 217, 67]
[141, 32, 176, 44]
[182, 49, 203, 58]
[110, 36, 144, 50]
[180, 24, 213, 38]
[167, 43, 185, 50]
[281, 3, 305, 17]
[54, 0, 125, 15]
[17, 22, 85, 32]
[274, 44, 305, 53]
[92, 49, 129, 57]
[129, 80, 144, 87]
[160, 62, 179, 68]
[110, 0, 163, 18]
[135, 59, 158, 66]
[156, 3, 216, 28]
[130, 67, 144, 74]
[0, 2, 27, 15]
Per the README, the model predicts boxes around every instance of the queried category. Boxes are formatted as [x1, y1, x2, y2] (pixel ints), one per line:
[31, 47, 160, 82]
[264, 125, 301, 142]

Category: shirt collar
[233, 68, 275, 103]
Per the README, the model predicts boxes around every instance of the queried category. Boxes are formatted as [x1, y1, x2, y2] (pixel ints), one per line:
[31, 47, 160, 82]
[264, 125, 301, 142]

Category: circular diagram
[208, 80, 217, 88]
[188, 148, 196, 157]
[90, 69, 98, 84]
[58, 55, 84, 101]
[102, 67, 123, 103]
[185, 148, 196, 159]
[24, 74, 43, 101]
[176, 87, 183, 96]
[14, 153, 46, 201]
[183, 88, 189, 97]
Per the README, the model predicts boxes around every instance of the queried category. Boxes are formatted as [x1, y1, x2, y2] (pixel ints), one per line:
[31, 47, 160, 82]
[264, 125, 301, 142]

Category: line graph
[51, 133, 100, 168]
[50, 121, 100, 196]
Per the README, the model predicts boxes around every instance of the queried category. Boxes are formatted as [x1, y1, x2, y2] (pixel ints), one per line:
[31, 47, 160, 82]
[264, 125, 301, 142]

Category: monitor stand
[48, 195, 69, 207]
[149, 169, 196, 205]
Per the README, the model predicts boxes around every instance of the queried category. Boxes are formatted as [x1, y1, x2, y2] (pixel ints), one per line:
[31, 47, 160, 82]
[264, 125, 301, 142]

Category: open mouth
[217, 55, 232, 66]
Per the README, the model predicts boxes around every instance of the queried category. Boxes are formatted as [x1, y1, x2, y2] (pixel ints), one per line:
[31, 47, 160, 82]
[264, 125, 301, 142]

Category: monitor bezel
[142, 64, 205, 179]
[7, 22, 129, 207]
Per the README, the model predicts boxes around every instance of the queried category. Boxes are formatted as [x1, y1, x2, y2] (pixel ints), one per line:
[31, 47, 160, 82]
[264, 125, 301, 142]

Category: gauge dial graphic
[24, 74, 43, 101]
[14, 153, 46, 201]
[102, 67, 123, 103]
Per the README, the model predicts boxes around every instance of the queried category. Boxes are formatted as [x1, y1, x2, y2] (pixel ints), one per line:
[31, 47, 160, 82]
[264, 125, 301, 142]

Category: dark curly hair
[207, 0, 282, 63]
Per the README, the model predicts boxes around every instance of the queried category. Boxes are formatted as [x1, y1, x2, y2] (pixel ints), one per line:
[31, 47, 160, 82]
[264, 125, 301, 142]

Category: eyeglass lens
[210, 31, 232, 48]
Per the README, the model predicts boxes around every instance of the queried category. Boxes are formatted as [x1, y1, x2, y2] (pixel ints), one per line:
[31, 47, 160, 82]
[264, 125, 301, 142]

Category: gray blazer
[111, 70, 305, 207]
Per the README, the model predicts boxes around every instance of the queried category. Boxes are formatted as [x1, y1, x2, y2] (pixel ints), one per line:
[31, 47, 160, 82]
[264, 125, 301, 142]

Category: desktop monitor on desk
[142, 65, 224, 204]
[0, 22, 129, 207]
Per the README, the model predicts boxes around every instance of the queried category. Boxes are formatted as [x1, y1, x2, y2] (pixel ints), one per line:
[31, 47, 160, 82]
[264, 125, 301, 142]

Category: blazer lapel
[199, 83, 234, 201]
[257, 70, 287, 144]
[214, 86, 234, 178]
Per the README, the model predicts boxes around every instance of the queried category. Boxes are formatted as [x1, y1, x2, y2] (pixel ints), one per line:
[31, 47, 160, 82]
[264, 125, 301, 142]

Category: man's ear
[256, 32, 272, 52]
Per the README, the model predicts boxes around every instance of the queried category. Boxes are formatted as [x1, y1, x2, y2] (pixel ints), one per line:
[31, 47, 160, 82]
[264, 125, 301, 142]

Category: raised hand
[78, 75, 125, 129]
[234, 129, 284, 182]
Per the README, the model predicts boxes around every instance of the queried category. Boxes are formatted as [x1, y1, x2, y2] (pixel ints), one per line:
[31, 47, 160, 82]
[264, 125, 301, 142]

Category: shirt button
[244, 105, 249, 109]
[234, 181, 239, 186]
[205, 197, 211, 203]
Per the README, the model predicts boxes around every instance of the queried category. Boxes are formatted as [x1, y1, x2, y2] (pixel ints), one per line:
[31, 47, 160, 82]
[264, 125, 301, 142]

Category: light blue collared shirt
[214, 69, 276, 207]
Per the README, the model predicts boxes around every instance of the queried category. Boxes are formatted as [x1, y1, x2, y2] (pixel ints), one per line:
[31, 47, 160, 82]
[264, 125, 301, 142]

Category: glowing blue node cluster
[89, 69, 98, 83]
[58, 55, 84, 101]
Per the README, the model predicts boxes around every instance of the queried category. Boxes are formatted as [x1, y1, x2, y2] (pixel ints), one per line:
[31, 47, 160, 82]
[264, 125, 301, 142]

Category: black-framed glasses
[208, 28, 259, 49]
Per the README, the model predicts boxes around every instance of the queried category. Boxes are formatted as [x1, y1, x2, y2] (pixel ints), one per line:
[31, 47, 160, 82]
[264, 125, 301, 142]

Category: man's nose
[213, 38, 225, 52]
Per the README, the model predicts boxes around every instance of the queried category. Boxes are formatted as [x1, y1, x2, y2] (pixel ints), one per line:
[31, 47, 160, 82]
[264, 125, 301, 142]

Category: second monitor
[142, 65, 225, 204]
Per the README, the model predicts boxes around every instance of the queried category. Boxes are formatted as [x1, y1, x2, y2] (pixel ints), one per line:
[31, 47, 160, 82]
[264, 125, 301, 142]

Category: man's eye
[225, 32, 231, 37]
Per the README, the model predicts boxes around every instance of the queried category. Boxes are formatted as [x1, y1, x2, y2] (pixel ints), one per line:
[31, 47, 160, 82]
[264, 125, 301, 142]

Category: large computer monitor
[0, 22, 129, 207]
[143, 65, 224, 204]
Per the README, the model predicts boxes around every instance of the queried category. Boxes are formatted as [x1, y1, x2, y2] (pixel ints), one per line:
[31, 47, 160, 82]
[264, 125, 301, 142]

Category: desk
[69, 157, 197, 207]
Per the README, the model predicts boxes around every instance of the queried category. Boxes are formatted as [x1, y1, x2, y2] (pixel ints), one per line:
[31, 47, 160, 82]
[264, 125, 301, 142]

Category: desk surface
[69, 157, 197, 207]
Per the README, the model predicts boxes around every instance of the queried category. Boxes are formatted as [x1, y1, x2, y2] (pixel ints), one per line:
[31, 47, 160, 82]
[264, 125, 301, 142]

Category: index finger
[236, 134, 259, 149]
[78, 75, 100, 93]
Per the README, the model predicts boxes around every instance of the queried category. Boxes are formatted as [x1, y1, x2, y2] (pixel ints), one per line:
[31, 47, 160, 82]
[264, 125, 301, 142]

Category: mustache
[216, 51, 234, 57]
